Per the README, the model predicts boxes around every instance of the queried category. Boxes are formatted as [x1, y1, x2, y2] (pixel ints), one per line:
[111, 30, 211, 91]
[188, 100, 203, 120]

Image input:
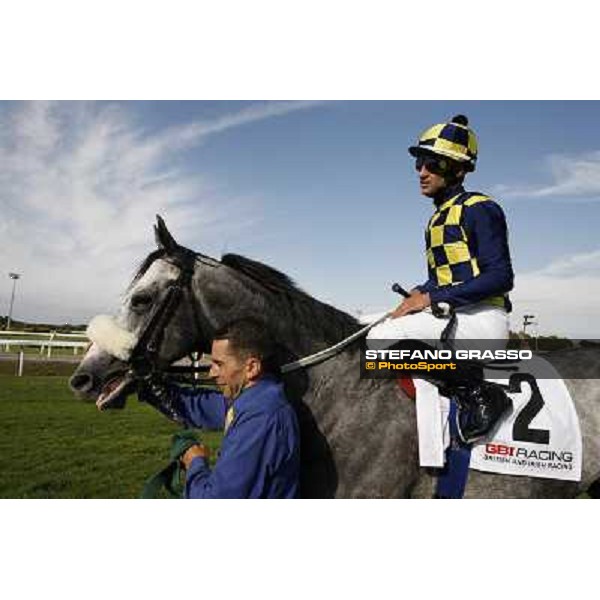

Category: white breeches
[366, 304, 510, 350]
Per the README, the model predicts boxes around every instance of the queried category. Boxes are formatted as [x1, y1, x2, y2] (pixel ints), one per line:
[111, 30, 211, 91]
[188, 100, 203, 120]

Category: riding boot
[453, 380, 512, 445]
[384, 340, 512, 444]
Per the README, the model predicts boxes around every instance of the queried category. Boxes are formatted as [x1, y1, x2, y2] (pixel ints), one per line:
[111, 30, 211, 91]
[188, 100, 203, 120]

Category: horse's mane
[221, 253, 301, 295]
[129, 248, 360, 342]
[221, 253, 360, 341]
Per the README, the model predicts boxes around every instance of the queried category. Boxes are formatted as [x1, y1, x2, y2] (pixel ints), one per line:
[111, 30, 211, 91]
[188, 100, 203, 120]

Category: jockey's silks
[418, 185, 513, 310]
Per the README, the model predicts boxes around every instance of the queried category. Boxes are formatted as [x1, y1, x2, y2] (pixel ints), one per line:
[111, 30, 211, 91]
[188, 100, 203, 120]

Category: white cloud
[349, 249, 600, 339]
[162, 100, 322, 145]
[511, 249, 600, 338]
[534, 249, 600, 278]
[0, 101, 320, 324]
[493, 151, 600, 200]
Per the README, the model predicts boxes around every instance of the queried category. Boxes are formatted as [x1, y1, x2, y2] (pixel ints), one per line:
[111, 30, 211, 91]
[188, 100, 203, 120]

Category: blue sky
[2, 100, 600, 337]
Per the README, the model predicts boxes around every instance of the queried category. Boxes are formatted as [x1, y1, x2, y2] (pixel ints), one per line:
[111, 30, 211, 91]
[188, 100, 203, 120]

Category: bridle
[128, 248, 215, 380]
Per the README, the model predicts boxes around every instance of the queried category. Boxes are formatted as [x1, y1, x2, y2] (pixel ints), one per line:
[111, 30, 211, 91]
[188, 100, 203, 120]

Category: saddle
[388, 338, 512, 445]
[399, 355, 583, 485]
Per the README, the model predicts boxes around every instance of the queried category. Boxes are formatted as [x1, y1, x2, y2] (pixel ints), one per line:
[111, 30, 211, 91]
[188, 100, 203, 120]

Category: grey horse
[70, 217, 600, 498]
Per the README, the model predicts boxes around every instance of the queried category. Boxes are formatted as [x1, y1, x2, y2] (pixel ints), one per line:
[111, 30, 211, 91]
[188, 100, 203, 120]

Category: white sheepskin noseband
[86, 315, 138, 361]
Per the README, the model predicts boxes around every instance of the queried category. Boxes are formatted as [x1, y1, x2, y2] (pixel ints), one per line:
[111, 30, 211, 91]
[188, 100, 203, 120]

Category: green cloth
[140, 429, 201, 499]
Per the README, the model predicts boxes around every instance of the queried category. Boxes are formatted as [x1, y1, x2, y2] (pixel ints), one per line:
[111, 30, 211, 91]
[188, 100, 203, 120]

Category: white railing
[1, 330, 87, 339]
[0, 339, 89, 349]
[0, 331, 89, 358]
[0, 337, 90, 377]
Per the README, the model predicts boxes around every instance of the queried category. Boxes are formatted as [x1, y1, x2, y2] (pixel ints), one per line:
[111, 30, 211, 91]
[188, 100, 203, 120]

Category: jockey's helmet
[409, 114, 478, 172]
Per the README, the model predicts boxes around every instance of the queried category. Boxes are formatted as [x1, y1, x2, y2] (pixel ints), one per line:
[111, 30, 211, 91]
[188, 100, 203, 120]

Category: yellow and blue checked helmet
[409, 114, 478, 172]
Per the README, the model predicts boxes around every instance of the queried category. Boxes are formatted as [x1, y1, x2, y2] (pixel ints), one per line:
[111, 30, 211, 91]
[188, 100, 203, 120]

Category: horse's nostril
[69, 372, 95, 393]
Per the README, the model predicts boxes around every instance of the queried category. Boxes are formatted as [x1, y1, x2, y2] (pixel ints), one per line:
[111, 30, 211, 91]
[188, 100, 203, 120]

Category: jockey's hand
[390, 291, 431, 319]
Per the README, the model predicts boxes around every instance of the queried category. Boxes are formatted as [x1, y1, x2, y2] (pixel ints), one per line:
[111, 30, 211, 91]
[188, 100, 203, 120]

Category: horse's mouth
[96, 373, 135, 411]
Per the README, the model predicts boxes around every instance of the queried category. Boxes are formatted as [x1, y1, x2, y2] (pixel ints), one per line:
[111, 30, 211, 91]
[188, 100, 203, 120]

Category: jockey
[367, 114, 515, 444]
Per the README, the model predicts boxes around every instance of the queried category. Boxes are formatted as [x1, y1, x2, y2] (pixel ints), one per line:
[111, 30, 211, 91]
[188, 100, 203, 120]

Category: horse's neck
[195, 266, 360, 357]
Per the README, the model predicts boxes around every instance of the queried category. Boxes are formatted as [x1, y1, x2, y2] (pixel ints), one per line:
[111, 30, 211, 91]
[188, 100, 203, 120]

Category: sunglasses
[415, 155, 450, 175]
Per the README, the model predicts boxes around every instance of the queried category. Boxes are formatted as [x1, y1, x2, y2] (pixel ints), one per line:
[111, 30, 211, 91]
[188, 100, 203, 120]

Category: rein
[128, 269, 459, 379]
[128, 256, 462, 380]
[280, 313, 391, 373]
[127, 249, 388, 378]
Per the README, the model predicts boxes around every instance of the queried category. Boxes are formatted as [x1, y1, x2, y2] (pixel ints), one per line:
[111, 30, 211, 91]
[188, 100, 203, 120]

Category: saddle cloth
[413, 356, 583, 482]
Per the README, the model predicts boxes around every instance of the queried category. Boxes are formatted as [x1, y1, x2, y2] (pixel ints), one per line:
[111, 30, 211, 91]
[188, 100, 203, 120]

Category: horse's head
[70, 215, 359, 410]
[69, 216, 215, 409]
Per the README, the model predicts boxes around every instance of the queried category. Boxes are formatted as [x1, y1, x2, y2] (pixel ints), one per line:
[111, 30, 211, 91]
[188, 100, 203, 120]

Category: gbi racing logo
[485, 443, 573, 463]
[486, 443, 516, 457]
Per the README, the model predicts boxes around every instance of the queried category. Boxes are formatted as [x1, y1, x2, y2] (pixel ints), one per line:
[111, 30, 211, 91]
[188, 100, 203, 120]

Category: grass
[0, 376, 223, 498]
[0, 358, 78, 377]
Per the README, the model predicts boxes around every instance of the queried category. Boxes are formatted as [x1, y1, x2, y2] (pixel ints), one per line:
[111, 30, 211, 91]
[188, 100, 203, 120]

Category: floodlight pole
[6, 273, 21, 330]
[523, 314, 535, 336]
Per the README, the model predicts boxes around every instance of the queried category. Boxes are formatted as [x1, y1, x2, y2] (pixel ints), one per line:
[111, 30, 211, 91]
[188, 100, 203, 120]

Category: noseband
[128, 249, 214, 379]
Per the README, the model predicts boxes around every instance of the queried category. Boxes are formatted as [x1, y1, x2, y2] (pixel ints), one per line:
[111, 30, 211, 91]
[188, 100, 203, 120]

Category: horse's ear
[154, 215, 179, 253]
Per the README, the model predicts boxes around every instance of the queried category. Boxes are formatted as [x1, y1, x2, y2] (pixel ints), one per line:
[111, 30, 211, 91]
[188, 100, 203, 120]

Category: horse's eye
[131, 293, 152, 312]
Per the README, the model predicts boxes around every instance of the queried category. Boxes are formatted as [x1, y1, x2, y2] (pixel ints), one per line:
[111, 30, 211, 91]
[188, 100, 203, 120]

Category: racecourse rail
[0, 331, 89, 375]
